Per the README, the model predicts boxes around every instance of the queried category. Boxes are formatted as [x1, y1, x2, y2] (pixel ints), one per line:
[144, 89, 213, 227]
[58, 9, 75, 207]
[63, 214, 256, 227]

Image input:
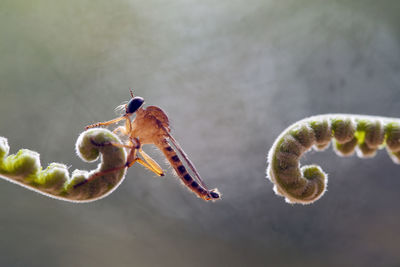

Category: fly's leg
[113, 126, 128, 136]
[137, 149, 165, 176]
[85, 115, 129, 130]
[73, 164, 128, 188]
[73, 138, 136, 188]
[73, 156, 163, 188]
[89, 139, 132, 149]
[126, 137, 164, 176]
[126, 158, 164, 177]
[74, 138, 164, 188]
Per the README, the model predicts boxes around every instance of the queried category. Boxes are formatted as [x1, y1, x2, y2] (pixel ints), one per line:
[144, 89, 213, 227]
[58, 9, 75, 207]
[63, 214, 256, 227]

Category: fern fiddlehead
[267, 114, 400, 204]
[0, 128, 127, 202]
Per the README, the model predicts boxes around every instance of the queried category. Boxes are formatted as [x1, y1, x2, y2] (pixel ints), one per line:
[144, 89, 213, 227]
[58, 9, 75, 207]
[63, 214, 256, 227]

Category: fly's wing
[145, 105, 210, 191]
[164, 129, 211, 193]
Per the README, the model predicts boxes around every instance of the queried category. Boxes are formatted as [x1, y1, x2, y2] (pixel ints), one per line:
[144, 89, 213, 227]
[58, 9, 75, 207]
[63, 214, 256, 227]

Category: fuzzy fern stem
[0, 128, 127, 202]
[267, 114, 400, 204]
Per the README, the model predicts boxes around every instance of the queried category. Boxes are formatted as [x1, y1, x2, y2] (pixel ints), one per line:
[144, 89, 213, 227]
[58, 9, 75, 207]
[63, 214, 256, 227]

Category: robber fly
[81, 90, 220, 201]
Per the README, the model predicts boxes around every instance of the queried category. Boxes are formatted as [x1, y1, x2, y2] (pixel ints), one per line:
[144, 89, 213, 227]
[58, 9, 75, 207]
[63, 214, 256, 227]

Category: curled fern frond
[267, 114, 400, 204]
[0, 128, 127, 202]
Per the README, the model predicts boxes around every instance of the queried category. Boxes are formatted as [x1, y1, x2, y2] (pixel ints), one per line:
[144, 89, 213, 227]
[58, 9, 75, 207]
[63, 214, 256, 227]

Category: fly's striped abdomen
[157, 140, 220, 201]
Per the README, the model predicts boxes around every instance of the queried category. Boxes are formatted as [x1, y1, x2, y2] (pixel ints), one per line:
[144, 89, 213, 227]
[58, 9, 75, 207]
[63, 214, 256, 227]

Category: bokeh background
[1, 1, 400, 266]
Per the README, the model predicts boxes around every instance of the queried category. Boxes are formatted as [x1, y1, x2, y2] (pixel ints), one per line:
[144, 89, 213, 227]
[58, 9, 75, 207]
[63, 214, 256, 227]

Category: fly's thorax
[130, 106, 170, 144]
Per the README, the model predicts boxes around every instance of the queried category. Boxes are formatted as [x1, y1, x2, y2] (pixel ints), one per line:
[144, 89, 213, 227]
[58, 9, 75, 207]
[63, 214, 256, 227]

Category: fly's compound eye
[126, 96, 144, 114]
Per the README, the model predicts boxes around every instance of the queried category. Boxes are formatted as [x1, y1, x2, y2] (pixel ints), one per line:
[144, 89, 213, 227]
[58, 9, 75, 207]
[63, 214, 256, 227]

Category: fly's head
[126, 96, 144, 115]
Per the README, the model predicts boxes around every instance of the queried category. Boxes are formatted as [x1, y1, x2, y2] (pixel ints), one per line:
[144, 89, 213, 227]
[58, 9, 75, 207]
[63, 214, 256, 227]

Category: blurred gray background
[1, 0, 400, 266]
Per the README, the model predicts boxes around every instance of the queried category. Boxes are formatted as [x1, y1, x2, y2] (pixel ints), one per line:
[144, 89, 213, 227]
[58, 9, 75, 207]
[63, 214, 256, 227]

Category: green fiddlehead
[0, 128, 127, 202]
[267, 114, 400, 204]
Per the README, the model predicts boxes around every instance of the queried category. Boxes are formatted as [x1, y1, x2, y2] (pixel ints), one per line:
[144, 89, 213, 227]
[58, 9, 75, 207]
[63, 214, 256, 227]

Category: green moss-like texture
[267, 114, 400, 204]
[0, 128, 127, 202]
